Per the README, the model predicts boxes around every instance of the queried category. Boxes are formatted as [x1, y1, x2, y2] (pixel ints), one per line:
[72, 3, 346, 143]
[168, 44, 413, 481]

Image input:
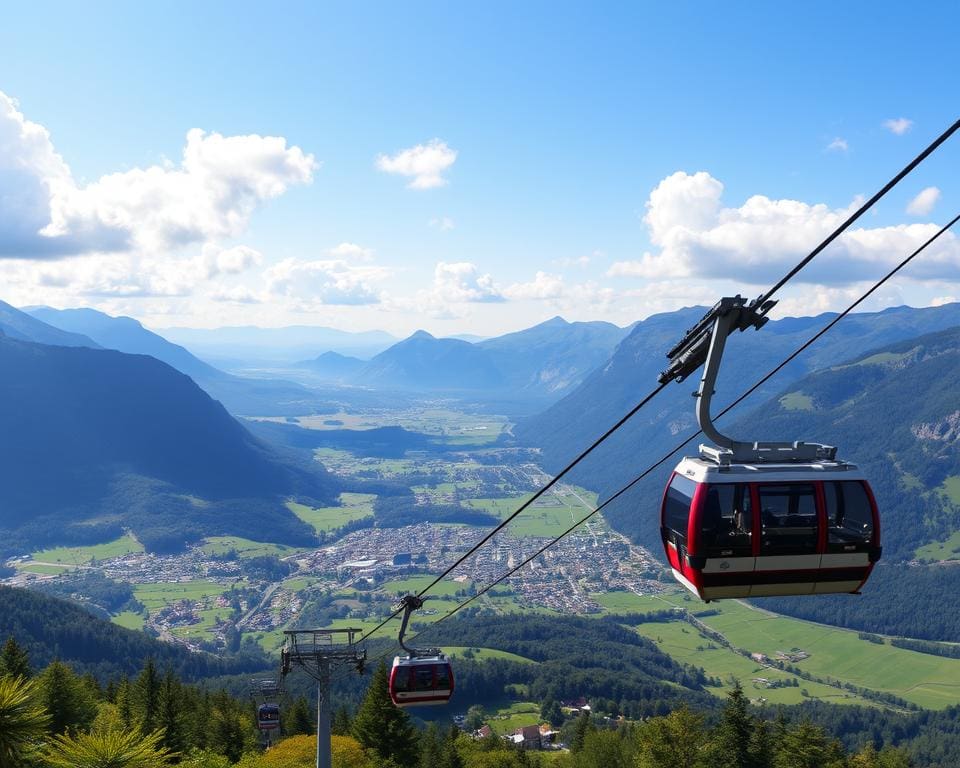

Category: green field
[593, 590, 684, 614]
[487, 701, 542, 735]
[381, 575, 471, 598]
[201, 536, 299, 559]
[695, 601, 960, 709]
[287, 493, 376, 533]
[16, 563, 73, 575]
[111, 610, 146, 630]
[940, 475, 960, 504]
[30, 533, 143, 566]
[631, 620, 870, 707]
[442, 647, 536, 664]
[133, 580, 230, 611]
[466, 487, 598, 538]
[915, 529, 960, 561]
[779, 392, 814, 411]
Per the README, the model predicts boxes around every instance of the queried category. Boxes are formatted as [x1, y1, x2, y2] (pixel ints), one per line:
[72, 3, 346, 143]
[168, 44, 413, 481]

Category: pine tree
[419, 722, 442, 768]
[40, 660, 97, 735]
[133, 658, 161, 735]
[634, 706, 708, 768]
[710, 683, 754, 768]
[441, 727, 465, 768]
[571, 711, 594, 753]
[286, 696, 315, 736]
[332, 704, 352, 735]
[0, 638, 31, 680]
[352, 661, 418, 766]
[115, 677, 133, 730]
[748, 717, 774, 768]
[158, 669, 186, 755]
[775, 720, 845, 768]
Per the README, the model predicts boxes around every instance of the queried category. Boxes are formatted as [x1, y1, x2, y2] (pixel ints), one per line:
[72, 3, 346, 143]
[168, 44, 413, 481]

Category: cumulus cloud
[328, 242, 374, 260]
[264, 257, 390, 307]
[199, 244, 264, 278]
[0, 90, 317, 259]
[431, 261, 503, 302]
[826, 137, 849, 153]
[612, 170, 960, 287]
[503, 271, 565, 300]
[883, 117, 913, 135]
[906, 186, 941, 216]
[376, 139, 457, 189]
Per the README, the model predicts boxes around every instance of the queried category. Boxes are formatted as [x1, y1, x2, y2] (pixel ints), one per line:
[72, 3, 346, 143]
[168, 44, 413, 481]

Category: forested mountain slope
[0, 585, 268, 680]
[0, 336, 335, 554]
[516, 304, 960, 556]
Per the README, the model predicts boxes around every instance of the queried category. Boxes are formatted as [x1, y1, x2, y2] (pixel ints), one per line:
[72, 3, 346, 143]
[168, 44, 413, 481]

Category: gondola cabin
[257, 703, 280, 731]
[389, 655, 454, 707]
[661, 457, 881, 600]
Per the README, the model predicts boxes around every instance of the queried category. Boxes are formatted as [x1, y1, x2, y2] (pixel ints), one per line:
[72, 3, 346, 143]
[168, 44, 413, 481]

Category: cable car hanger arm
[661, 296, 836, 466]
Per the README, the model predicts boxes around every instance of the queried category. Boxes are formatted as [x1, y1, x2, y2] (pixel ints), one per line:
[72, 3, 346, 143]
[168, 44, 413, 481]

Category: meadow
[29, 533, 143, 566]
[287, 492, 376, 533]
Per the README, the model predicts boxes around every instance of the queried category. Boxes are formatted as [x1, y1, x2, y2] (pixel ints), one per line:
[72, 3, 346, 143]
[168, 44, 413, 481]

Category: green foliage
[352, 661, 418, 766]
[40, 660, 98, 735]
[285, 696, 314, 736]
[43, 726, 173, 768]
[0, 638, 30, 680]
[0, 675, 49, 768]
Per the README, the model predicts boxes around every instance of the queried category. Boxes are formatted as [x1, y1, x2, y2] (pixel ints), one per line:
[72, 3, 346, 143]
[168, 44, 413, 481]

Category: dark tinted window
[393, 667, 410, 692]
[699, 483, 752, 556]
[415, 666, 435, 691]
[759, 484, 818, 555]
[825, 481, 874, 547]
[435, 664, 451, 689]
[664, 474, 696, 538]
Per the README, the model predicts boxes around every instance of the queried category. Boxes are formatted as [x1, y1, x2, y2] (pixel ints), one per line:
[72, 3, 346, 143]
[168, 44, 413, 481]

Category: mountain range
[299, 317, 631, 407]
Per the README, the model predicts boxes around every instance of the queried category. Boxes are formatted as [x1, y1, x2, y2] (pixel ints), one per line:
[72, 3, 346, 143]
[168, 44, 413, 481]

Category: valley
[8, 397, 960, 722]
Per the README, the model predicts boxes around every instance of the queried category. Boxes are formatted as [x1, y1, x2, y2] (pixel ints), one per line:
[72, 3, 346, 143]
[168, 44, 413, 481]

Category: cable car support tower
[281, 628, 366, 768]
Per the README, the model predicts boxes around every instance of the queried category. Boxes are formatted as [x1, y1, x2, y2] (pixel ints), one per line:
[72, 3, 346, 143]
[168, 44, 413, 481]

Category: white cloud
[618, 170, 960, 287]
[503, 271, 565, 300]
[376, 139, 457, 189]
[932, 295, 958, 307]
[0, 90, 317, 258]
[264, 257, 390, 307]
[429, 217, 455, 231]
[209, 286, 263, 304]
[906, 186, 941, 216]
[431, 261, 503, 303]
[883, 117, 913, 135]
[199, 244, 264, 278]
[826, 137, 849, 153]
[328, 242, 375, 260]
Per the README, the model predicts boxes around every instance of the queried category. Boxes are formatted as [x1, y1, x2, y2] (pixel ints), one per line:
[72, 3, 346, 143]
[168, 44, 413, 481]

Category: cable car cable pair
[385, 212, 960, 647]
[333, 124, 960, 681]
[363, 118, 960, 636]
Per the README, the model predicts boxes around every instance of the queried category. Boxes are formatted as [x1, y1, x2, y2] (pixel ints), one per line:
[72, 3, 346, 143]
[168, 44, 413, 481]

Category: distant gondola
[388, 594, 455, 707]
[389, 654, 455, 707]
[257, 703, 280, 730]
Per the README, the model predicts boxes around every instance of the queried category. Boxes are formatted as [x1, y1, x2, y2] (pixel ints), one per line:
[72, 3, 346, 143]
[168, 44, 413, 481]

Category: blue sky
[0, 2, 957, 336]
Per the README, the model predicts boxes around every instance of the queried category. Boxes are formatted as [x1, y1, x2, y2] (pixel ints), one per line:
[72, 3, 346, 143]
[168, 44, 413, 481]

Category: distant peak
[408, 329, 435, 340]
[540, 315, 568, 327]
